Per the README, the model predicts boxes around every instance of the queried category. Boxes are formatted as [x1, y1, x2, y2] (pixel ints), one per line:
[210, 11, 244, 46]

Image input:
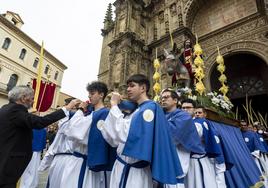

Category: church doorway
[210, 53, 268, 120]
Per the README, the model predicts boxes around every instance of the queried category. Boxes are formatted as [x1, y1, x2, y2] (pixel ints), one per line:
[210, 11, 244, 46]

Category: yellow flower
[195, 67, 205, 78]
[154, 59, 160, 69]
[194, 56, 204, 67]
[153, 82, 161, 94]
[218, 74, 227, 83]
[195, 82, 206, 95]
[153, 72, 160, 81]
[153, 95, 160, 102]
[216, 55, 224, 64]
[194, 44, 203, 56]
[217, 64, 225, 73]
[219, 85, 229, 95]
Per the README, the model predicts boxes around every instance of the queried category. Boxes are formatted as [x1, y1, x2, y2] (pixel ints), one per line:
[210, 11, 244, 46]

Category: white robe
[19, 151, 41, 188]
[185, 122, 226, 188]
[252, 150, 268, 187]
[39, 112, 107, 188]
[165, 146, 189, 188]
[64, 110, 110, 188]
[98, 105, 153, 188]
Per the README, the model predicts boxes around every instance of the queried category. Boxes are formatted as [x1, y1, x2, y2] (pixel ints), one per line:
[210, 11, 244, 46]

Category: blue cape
[206, 121, 233, 167]
[242, 130, 266, 153]
[82, 104, 94, 116]
[122, 100, 183, 184]
[32, 128, 47, 152]
[118, 100, 138, 117]
[165, 109, 205, 154]
[87, 107, 117, 171]
[209, 121, 261, 188]
[193, 118, 222, 158]
[257, 133, 268, 153]
[118, 100, 137, 112]
[253, 132, 267, 153]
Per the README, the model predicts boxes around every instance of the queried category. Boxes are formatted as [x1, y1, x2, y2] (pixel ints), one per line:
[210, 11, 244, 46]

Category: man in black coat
[0, 85, 79, 188]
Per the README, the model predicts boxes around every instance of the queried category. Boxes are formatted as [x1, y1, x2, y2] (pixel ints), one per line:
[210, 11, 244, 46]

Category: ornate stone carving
[165, 13, 170, 34]
[201, 17, 267, 50]
[158, 11, 164, 23]
[154, 21, 158, 40]
[170, 3, 177, 16]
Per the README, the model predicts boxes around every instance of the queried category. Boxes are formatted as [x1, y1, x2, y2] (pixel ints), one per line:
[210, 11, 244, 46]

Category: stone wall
[192, 0, 257, 36]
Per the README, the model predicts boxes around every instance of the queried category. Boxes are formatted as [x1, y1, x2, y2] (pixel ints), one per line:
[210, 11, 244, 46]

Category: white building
[0, 11, 67, 108]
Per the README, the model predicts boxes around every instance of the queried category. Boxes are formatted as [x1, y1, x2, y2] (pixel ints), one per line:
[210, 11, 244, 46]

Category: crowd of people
[0, 73, 267, 188]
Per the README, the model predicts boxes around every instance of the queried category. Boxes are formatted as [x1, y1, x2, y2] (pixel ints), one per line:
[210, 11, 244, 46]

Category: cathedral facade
[98, 0, 268, 113]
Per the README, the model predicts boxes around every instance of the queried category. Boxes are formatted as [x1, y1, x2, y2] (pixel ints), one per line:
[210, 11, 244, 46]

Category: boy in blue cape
[98, 74, 183, 188]
[160, 89, 205, 188]
[57, 81, 116, 188]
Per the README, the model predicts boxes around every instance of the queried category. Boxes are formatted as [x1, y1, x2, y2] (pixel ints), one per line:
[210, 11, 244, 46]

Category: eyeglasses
[195, 111, 203, 114]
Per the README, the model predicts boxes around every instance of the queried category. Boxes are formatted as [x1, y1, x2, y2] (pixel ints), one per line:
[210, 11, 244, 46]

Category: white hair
[8, 85, 34, 102]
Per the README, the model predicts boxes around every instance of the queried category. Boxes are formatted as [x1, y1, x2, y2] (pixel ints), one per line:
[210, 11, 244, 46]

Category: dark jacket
[0, 102, 66, 185]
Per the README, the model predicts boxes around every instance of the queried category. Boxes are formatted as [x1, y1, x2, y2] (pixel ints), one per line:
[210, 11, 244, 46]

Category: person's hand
[78, 101, 88, 112]
[110, 92, 121, 106]
[65, 99, 81, 111]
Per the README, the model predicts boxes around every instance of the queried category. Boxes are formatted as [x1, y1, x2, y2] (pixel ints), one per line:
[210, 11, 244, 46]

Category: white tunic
[19, 151, 41, 188]
[185, 122, 226, 188]
[165, 146, 189, 188]
[40, 111, 106, 188]
[98, 105, 153, 188]
[251, 150, 268, 187]
[64, 110, 109, 188]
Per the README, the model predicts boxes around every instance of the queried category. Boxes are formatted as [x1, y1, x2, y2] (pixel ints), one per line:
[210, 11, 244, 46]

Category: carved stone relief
[200, 17, 267, 50]
[170, 3, 177, 16]
[158, 11, 164, 23]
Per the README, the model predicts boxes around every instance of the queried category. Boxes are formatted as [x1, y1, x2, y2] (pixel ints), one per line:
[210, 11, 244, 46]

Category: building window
[44, 65, 50, 74]
[33, 58, 39, 68]
[6, 74, 18, 91]
[19, 49, 27, 60]
[54, 71, 59, 80]
[11, 18, 18, 25]
[2, 37, 11, 50]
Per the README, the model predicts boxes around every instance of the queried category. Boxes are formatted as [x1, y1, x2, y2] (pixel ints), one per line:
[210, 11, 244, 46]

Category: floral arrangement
[206, 92, 234, 112]
[176, 87, 234, 118]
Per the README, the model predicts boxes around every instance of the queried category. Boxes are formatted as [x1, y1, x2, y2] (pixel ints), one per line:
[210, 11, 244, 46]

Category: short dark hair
[127, 74, 150, 93]
[195, 105, 206, 112]
[161, 89, 180, 101]
[181, 98, 196, 108]
[86, 81, 108, 100]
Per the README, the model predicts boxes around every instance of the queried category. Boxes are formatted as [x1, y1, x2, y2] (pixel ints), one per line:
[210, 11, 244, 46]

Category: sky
[1, 0, 112, 100]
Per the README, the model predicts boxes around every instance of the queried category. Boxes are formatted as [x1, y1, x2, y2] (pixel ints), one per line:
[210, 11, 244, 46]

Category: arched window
[19, 48, 27, 60]
[44, 65, 50, 74]
[33, 58, 39, 68]
[2, 37, 11, 50]
[54, 71, 59, 80]
[6, 74, 18, 91]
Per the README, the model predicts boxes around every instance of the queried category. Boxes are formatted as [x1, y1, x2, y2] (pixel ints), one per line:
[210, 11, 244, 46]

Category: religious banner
[32, 79, 56, 112]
